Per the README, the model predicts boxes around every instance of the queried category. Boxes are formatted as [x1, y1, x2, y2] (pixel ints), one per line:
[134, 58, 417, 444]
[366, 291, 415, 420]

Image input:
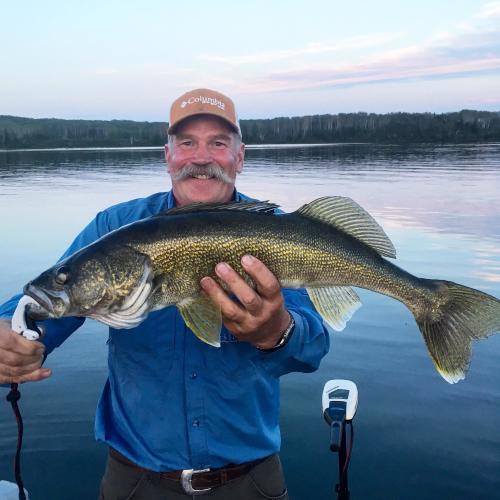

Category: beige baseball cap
[168, 88, 241, 137]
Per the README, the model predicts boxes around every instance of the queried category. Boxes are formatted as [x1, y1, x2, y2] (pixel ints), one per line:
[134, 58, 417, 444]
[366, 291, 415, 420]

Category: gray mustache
[171, 164, 233, 184]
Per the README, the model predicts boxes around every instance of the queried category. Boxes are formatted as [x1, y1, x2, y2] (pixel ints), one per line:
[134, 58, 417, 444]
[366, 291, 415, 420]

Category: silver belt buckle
[181, 468, 211, 495]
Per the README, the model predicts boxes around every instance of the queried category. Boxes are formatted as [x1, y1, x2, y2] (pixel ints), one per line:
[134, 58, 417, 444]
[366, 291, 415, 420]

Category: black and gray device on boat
[322, 379, 358, 500]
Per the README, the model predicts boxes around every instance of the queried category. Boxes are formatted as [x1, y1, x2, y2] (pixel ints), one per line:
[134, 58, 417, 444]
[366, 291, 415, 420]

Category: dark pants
[99, 453, 289, 500]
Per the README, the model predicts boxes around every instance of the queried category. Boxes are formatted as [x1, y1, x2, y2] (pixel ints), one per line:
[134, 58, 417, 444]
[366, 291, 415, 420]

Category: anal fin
[306, 286, 361, 331]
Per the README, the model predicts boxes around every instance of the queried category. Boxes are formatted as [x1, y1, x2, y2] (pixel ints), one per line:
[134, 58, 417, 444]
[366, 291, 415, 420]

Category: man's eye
[214, 141, 227, 148]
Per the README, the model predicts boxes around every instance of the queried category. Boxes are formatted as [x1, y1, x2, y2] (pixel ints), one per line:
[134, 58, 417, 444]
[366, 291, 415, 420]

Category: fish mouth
[23, 284, 70, 317]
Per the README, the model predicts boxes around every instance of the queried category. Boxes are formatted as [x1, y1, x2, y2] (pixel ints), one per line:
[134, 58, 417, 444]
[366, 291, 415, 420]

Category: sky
[1, 0, 500, 121]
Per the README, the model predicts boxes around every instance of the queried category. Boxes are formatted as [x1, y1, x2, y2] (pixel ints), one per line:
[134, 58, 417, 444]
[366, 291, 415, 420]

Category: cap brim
[167, 112, 241, 136]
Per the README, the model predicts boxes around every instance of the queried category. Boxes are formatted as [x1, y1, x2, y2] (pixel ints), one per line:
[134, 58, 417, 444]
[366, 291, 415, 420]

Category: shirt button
[190, 372, 197, 379]
[192, 419, 200, 427]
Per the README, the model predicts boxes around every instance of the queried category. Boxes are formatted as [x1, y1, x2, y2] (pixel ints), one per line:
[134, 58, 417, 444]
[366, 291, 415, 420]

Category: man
[0, 89, 329, 499]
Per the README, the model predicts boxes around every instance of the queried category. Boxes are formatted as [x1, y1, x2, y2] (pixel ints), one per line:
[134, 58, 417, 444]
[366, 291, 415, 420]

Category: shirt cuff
[255, 310, 303, 358]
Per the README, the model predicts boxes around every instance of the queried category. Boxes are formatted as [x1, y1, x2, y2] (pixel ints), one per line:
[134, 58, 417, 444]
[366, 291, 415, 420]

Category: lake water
[0, 144, 499, 500]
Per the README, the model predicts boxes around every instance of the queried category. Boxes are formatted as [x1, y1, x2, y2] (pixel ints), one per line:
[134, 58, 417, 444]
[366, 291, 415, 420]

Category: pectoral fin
[178, 294, 222, 347]
[306, 286, 361, 331]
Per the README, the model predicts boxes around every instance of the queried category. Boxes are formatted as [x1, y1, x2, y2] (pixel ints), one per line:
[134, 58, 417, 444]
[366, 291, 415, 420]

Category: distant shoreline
[1, 110, 499, 149]
[3, 142, 500, 154]
[0, 143, 372, 153]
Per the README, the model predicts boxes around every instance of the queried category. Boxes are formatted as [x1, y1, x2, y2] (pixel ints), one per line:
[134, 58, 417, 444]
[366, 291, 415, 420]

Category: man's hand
[200, 255, 292, 350]
[0, 320, 51, 384]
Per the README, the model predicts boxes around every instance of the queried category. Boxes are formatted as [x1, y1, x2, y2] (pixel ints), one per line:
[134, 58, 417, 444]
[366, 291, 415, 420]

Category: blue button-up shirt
[0, 190, 330, 471]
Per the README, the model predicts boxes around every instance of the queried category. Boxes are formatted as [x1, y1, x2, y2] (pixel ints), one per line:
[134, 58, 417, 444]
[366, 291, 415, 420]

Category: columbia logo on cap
[180, 96, 225, 110]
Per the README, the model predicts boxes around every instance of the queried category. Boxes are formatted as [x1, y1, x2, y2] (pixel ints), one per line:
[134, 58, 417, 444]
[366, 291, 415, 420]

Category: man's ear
[236, 143, 245, 174]
[164, 144, 171, 171]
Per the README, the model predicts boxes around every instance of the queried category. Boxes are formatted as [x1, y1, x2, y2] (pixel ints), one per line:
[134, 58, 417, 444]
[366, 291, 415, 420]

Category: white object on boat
[322, 379, 358, 421]
[0, 480, 30, 499]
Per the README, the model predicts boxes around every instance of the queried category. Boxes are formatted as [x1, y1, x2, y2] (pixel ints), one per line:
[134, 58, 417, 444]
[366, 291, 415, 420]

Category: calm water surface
[0, 144, 499, 499]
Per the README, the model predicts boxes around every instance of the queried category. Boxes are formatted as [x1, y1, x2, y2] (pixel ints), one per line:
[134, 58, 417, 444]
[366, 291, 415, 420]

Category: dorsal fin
[155, 200, 279, 217]
[296, 196, 396, 258]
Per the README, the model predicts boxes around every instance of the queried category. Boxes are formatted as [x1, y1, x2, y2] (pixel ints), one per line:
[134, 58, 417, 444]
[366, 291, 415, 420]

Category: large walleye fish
[24, 197, 500, 383]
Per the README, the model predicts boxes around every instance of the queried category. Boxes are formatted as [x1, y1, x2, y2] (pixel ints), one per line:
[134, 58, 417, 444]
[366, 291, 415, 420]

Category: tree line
[1, 110, 499, 149]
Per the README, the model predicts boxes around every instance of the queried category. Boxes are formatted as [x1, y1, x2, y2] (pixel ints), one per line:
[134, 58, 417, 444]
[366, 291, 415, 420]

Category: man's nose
[191, 143, 212, 164]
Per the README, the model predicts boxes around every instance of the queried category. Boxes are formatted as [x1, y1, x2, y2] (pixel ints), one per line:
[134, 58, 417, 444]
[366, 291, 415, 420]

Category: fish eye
[55, 266, 70, 285]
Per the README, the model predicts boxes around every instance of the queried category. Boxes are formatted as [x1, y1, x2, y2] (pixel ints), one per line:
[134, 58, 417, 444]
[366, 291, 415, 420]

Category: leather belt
[109, 448, 268, 495]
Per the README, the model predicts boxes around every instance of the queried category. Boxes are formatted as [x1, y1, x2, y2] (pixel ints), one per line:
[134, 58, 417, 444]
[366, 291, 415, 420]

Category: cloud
[476, 1, 500, 18]
[79, 5, 500, 104]
[471, 96, 500, 105]
[195, 4, 500, 96]
[265, 56, 500, 89]
[199, 33, 398, 66]
[472, 271, 500, 283]
[240, 25, 500, 93]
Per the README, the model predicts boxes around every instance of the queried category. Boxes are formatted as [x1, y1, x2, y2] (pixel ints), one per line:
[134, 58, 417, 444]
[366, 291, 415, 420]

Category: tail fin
[416, 280, 500, 384]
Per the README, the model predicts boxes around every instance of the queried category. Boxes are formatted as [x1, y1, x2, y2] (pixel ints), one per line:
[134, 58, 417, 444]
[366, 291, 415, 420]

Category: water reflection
[244, 144, 500, 244]
[1, 143, 499, 239]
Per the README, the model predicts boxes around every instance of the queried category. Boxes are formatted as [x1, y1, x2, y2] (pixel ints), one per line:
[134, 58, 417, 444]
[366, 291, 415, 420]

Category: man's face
[165, 115, 245, 207]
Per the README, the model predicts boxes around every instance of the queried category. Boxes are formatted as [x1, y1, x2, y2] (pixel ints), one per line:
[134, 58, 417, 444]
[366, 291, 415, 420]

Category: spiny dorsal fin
[296, 196, 396, 258]
[156, 200, 279, 217]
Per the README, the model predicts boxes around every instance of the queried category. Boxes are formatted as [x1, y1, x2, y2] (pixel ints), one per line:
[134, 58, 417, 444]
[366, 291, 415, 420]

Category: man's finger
[0, 358, 45, 379]
[1, 330, 45, 357]
[200, 276, 245, 323]
[0, 348, 44, 369]
[241, 255, 281, 298]
[16, 368, 52, 384]
[214, 262, 264, 313]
